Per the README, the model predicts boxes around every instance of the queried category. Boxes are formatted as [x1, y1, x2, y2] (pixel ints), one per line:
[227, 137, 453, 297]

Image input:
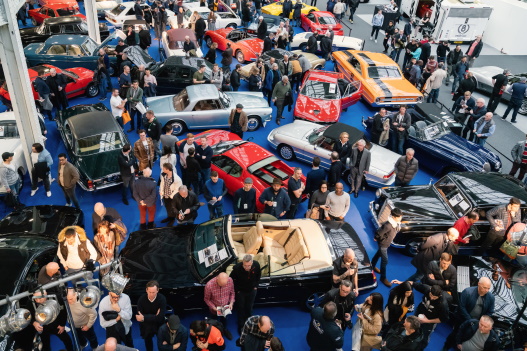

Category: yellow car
[333, 50, 423, 107]
[262, 1, 319, 19]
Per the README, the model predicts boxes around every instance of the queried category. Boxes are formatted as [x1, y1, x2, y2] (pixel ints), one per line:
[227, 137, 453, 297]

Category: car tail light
[87, 180, 94, 189]
[383, 170, 395, 179]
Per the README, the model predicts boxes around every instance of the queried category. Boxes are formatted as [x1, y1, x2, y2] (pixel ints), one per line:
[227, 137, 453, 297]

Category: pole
[84, 0, 101, 44]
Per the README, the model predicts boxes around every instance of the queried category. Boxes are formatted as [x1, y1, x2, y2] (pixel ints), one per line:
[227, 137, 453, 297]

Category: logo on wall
[458, 24, 470, 34]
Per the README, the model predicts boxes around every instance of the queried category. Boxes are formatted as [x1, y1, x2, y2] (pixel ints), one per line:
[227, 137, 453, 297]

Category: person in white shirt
[56, 226, 98, 280]
[143, 68, 158, 97]
[324, 182, 350, 221]
[110, 88, 127, 128]
[99, 292, 134, 348]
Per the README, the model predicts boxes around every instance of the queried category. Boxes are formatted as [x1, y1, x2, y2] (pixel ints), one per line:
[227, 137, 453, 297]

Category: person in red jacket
[189, 320, 225, 351]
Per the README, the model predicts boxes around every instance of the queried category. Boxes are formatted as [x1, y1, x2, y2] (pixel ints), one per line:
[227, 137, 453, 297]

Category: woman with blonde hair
[205, 42, 218, 64]
[249, 66, 263, 91]
[277, 30, 288, 49]
[93, 221, 119, 274]
[189, 11, 199, 31]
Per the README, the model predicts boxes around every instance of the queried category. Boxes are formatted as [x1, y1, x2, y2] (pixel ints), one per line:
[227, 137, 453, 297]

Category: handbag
[500, 230, 527, 259]
[135, 102, 147, 114]
[122, 110, 131, 125]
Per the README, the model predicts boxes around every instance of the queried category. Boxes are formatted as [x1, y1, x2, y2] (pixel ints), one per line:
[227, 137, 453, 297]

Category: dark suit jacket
[118, 151, 138, 178]
[453, 96, 476, 113]
[334, 141, 352, 164]
[391, 112, 411, 139]
[422, 260, 457, 292]
[139, 29, 152, 50]
[350, 148, 371, 174]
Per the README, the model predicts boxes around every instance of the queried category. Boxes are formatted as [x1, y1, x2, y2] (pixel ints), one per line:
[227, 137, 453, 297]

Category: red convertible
[0, 64, 98, 104]
[29, 3, 85, 25]
[204, 28, 263, 63]
[300, 11, 343, 36]
[179, 129, 306, 212]
[294, 70, 362, 123]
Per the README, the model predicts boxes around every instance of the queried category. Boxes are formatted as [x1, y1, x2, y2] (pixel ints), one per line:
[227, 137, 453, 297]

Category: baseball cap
[236, 103, 243, 109]
[244, 177, 253, 184]
[168, 315, 181, 330]
[2, 152, 14, 161]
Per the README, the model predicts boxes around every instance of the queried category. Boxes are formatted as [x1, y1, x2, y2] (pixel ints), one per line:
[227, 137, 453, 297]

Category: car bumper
[366, 173, 395, 187]
[369, 200, 381, 229]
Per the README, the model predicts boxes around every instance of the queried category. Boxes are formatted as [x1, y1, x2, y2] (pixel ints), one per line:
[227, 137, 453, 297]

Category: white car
[267, 120, 400, 187]
[291, 32, 365, 52]
[0, 112, 30, 194]
[168, 5, 241, 30]
[105, 2, 174, 28]
[96, 0, 120, 18]
[161, 28, 204, 58]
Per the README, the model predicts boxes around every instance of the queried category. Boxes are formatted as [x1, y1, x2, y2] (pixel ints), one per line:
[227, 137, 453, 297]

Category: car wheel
[247, 115, 260, 131]
[236, 50, 245, 63]
[305, 291, 326, 310]
[278, 144, 295, 160]
[205, 36, 213, 48]
[170, 121, 186, 136]
[299, 43, 307, 52]
[344, 169, 352, 185]
[226, 23, 237, 29]
[520, 99, 527, 115]
[31, 17, 38, 26]
[404, 238, 426, 257]
[86, 83, 99, 97]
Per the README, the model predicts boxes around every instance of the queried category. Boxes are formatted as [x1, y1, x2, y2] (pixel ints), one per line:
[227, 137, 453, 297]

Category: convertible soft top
[323, 123, 364, 143]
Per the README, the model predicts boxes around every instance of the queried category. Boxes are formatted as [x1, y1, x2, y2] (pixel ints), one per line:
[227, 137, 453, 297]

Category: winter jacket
[159, 171, 183, 199]
[465, 39, 483, 58]
[132, 175, 157, 207]
[394, 156, 418, 184]
[422, 260, 457, 293]
[458, 286, 495, 322]
[375, 217, 400, 248]
[456, 319, 499, 351]
[453, 61, 469, 78]
[382, 322, 424, 351]
[57, 226, 97, 267]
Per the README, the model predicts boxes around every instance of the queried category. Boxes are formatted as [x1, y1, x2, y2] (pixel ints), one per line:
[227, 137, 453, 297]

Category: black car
[56, 103, 131, 191]
[120, 214, 376, 311]
[150, 56, 213, 95]
[0, 206, 84, 350]
[370, 172, 527, 255]
[19, 16, 110, 47]
[247, 14, 285, 36]
[453, 255, 527, 350]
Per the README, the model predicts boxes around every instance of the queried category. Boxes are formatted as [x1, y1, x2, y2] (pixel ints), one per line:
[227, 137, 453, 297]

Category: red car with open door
[29, 3, 85, 25]
[294, 70, 362, 123]
[204, 28, 263, 63]
[300, 11, 343, 36]
[178, 130, 307, 213]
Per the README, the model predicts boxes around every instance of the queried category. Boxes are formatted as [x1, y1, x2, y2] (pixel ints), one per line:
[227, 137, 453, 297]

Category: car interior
[68, 45, 83, 56]
[226, 31, 248, 42]
[47, 44, 68, 55]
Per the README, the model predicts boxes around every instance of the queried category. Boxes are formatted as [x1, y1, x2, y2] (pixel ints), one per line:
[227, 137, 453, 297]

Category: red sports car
[179, 129, 306, 213]
[29, 3, 85, 25]
[204, 28, 263, 63]
[0, 64, 98, 103]
[294, 70, 362, 123]
[38, 0, 78, 7]
[300, 11, 343, 36]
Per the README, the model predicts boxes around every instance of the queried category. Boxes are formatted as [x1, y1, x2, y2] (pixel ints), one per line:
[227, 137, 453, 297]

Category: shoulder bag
[500, 231, 527, 259]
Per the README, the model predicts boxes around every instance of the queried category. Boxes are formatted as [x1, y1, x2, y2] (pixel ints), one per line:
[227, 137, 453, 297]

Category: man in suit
[57, 153, 80, 209]
[348, 139, 370, 198]
[327, 152, 343, 192]
[118, 144, 138, 205]
[47, 68, 69, 112]
[452, 91, 476, 123]
[257, 16, 268, 40]
[390, 106, 411, 155]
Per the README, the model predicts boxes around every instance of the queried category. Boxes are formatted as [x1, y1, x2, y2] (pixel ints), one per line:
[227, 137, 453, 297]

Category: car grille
[457, 265, 471, 293]
[377, 200, 393, 225]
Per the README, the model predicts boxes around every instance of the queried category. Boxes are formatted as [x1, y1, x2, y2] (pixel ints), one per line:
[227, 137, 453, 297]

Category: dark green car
[56, 103, 130, 191]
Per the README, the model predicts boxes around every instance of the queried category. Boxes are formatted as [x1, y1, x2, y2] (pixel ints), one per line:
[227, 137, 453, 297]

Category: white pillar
[84, 0, 101, 44]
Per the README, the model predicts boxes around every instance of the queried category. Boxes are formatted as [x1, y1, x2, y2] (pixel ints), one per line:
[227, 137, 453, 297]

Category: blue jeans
[391, 133, 405, 155]
[99, 77, 108, 98]
[371, 246, 389, 280]
[502, 98, 523, 122]
[199, 168, 211, 194]
[451, 75, 462, 93]
[143, 83, 157, 97]
[427, 88, 440, 103]
[407, 270, 424, 283]
[8, 179, 21, 205]
[207, 204, 224, 219]
[129, 107, 142, 130]
[475, 136, 487, 146]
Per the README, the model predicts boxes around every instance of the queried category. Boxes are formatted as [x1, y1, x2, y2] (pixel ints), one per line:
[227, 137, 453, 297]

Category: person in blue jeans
[371, 208, 402, 287]
[204, 171, 227, 220]
[451, 56, 469, 93]
[501, 77, 527, 123]
[97, 56, 109, 101]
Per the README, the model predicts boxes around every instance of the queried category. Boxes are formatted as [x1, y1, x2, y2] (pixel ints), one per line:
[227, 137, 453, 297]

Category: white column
[84, 0, 101, 44]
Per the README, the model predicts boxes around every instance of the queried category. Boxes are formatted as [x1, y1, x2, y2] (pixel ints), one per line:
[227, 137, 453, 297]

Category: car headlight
[375, 189, 382, 198]
[268, 130, 277, 141]
[417, 96, 423, 102]
[482, 162, 491, 172]
[375, 97, 381, 103]
[495, 161, 501, 170]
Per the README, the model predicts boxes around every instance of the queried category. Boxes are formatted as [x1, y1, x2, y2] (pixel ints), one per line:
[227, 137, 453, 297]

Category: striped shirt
[521, 141, 527, 164]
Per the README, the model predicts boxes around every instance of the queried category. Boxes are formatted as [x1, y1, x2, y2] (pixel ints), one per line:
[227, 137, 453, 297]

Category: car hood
[368, 144, 400, 176]
[226, 92, 269, 109]
[123, 45, 156, 69]
[146, 95, 175, 113]
[238, 39, 263, 54]
[0, 139, 20, 153]
[382, 185, 454, 221]
[333, 35, 364, 50]
[470, 66, 503, 79]
[366, 77, 421, 98]
[272, 119, 319, 141]
[76, 150, 121, 180]
[294, 94, 341, 123]
[24, 43, 42, 54]
[19, 27, 38, 37]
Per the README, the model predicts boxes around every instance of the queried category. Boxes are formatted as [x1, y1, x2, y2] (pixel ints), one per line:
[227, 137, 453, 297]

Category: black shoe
[224, 329, 233, 340]
[161, 217, 171, 223]
[147, 222, 155, 229]
[122, 198, 129, 205]
[140, 223, 147, 230]
[276, 119, 281, 125]
[167, 219, 175, 227]
[348, 189, 354, 194]
[127, 128, 134, 132]
[512, 120, 517, 123]
[354, 192, 359, 198]
[502, 117, 507, 120]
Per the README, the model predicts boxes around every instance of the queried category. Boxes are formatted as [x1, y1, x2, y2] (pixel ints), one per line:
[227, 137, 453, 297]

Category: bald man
[94, 337, 139, 351]
[240, 315, 275, 351]
[331, 248, 359, 296]
[204, 272, 235, 340]
[37, 262, 62, 298]
[92, 202, 122, 234]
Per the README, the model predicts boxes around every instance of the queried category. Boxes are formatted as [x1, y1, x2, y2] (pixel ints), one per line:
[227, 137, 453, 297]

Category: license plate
[453, 41, 463, 44]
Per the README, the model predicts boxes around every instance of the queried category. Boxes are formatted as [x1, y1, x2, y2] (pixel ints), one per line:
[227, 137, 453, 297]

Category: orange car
[333, 50, 423, 107]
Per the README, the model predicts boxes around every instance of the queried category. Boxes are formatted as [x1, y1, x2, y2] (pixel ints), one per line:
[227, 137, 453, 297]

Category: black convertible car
[0, 206, 84, 350]
[150, 56, 213, 96]
[56, 103, 130, 191]
[370, 172, 527, 255]
[19, 16, 109, 47]
[120, 214, 376, 311]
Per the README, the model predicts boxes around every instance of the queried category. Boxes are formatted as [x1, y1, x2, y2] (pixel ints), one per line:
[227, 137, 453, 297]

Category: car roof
[450, 172, 527, 205]
[350, 50, 399, 67]
[167, 28, 197, 42]
[43, 16, 83, 25]
[45, 34, 88, 45]
[323, 123, 363, 142]
[68, 111, 121, 139]
[187, 84, 219, 101]
[0, 111, 15, 122]
[123, 19, 148, 25]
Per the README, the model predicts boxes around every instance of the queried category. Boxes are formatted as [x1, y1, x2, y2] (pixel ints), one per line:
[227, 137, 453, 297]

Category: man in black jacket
[445, 45, 462, 86]
[139, 26, 152, 52]
[390, 106, 411, 155]
[422, 252, 457, 300]
[320, 32, 333, 60]
[282, 0, 293, 19]
[461, 97, 487, 141]
[133, 167, 157, 229]
[306, 31, 318, 54]
[145, 110, 163, 158]
[372, 208, 403, 287]
[157, 315, 188, 351]
[221, 43, 233, 72]
[231, 64, 242, 91]
[118, 144, 138, 205]
[173, 185, 200, 224]
[233, 178, 256, 214]
[465, 35, 483, 67]
[257, 16, 267, 40]
[382, 316, 423, 351]
[320, 280, 354, 331]
[488, 69, 510, 113]
[230, 254, 262, 332]
[306, 302, 344, 351]
[263, 32, 275, 53]
[47, 68, 68, 111]
[334, 132, 352, 166]
[136, 280, 167, 351]
[454, 316, 499, 351]
[327, 151, 343, 191]
[412, 284, 449, 349]
[242, 2, 252, 27]
[195, 16, 207, 47]
[371, 108, 387, 144]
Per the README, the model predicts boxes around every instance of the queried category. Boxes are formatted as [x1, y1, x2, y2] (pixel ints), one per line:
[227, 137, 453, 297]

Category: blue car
[362, 108, 502, 176]
[24, 33, 118, 74]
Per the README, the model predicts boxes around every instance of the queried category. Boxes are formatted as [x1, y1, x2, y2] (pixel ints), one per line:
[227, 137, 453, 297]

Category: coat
[456, 319, 499, 351]
[411, 233, 456, 274]
[132, 176, 157, 207]
[458, 286, 495, 322]
[394, 156, 418, 184]
[195, 17, 207, 37]
[159, 172, 183, 199]
[511, 140, 527, 163]
[228, 109, 248, 132]
[391, 112, 411, 140]
[422, 260, 457, 292]
[139, 29, 152, 50]
[375, 217, 400, 248]
[359, 305, 383, 348]
[350, 147, 371, 174]
[293, 2, 302, 18]
[257, 20, 267, 40]
[465, 39, 483, 58]
[134, 138, 155, 171]
[382, 322, 424, 351]
[118, 151, 138, 178]
[58, 161, 80, 189]
[425, 68, 447, 91]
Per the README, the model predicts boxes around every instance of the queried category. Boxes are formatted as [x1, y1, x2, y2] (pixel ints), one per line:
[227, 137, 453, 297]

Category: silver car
[146, 84, 272, 135]
[267, 120, 401, 187]
[471, 66, 527, 115]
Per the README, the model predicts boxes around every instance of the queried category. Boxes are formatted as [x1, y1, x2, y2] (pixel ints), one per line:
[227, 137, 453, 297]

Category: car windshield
[76, 132, 123, 155]
[173, 89, 190, 111]
[301, 80, 339, 100]
[318, 15, 336, 25]
[110, 5, 125, 15]
[63, 69, 78, 79]
[198, 11, 209, 19]
[82, 38, 98, 56]
[0, 121, 19, 139]
[190, 217, 230, 280]
[57, 7, 79, 16]
[218, 91, 230, 108]
[307, 125, 330, 144]
[416, 121, 449, 141]
[434, 175, 471, 217]
[368, 66, 401, 79]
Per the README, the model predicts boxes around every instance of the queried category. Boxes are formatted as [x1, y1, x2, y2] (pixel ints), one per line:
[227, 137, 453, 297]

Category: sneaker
[31, 188, 38, 196]
[375, 39, 378, 43]
[370, 36, 373, 40]
[65, 203, 72, 207]
[46, 191, 51, 197]
[350, 20, 354, 23]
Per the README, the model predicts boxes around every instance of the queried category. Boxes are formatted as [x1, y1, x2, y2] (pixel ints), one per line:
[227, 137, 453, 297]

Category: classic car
[168, 5, 241, 30]
[300, 11, 343, 35]
[105, 2, 174, 27]
[122, 19, 150, 32]
[0, 65, 98, 105]
[369, 172, 527, 255]
[120, 214, 376, 309]
[56, 103, 130, 191]
[96, 0, 120, 18]
[161, 28, 204, 59]
[471, 66, 527, 115]
[204, 28, 263, 63]
[0, 205, 84, 351]
[29, 3, 85, 25]
[294, 70, 362, 123]
[262, 0, 319, 19]
[291, 32, 364, 53]
[151, 56, 212, 95]
[362, 107, 502, 176]
[0, 112, 28, 194]
[453, 255, 527, 350]
[146, 84, 272, 135]
[24, 33, 119, 75]
[240, 49, 325, 80]
[267, 121, 400, 187]
[180, 129, 307, 212]
[19, 16, 109, 47]
[333, 50, 423, 107]
[247, 14, 285, 36]
[38, 0, 78, 6]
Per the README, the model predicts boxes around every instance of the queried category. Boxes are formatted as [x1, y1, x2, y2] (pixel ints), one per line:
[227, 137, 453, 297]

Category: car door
[175, 67, 193, 89]
[34, 7, 48, 23]
[44, 44, 68, 67]
[211, 155, 240, 187]
[153, 66, 173, 95]
[63, 71, 83, 98]
[192, 98, 227, 129]
[341, 80, 362, 109]
[66, 44, 85, 67]
[304, 135, 333, 161]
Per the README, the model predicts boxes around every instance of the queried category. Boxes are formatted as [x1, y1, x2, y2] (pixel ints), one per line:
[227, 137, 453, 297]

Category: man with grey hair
[383, 315, 423, 350]
[230, 254, 262, 332]
[473, 112, 496, 146]
[502, 76, 527, 123]
[92, 202, 122, 235]
[257, 15, 267, 40]
[331, 248, 359, 295]
[488, 69, 511, 113]
[349, 139, 370, 198]
[426, 62, 447, 103]
[462, 97, 487, 141]
[94, 337, 138, 351]
[173, 185, 200, 224]
[394, 148, 419, 186]
[272, 75, 292, 125]
[456, 315, 500, 351]
[47, 67, 68, 112]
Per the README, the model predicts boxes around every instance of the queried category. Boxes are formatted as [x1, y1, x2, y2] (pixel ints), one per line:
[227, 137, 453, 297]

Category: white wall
[482, 0, 527, 55]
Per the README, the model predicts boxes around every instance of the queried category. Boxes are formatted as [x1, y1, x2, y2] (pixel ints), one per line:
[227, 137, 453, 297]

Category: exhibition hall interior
[0, 0, 526, 350]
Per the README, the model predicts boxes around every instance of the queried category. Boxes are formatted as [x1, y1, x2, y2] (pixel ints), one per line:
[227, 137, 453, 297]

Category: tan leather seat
[242, 224, 262, 255]
[262, 228, 310, 271]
